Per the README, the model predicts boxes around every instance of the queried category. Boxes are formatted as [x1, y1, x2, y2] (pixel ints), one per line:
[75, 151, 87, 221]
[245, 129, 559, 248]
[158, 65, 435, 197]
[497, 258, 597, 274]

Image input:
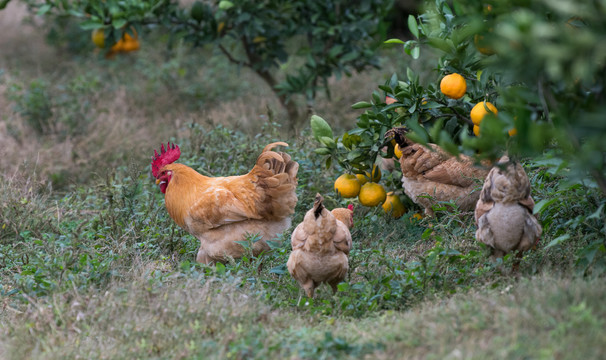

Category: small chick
[475, 157, 542, 263]
[287, 195, 353, 298]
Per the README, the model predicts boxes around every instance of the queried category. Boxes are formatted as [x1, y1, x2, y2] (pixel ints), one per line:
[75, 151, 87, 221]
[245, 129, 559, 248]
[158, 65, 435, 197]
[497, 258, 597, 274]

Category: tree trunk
[255, 70, 302, 134]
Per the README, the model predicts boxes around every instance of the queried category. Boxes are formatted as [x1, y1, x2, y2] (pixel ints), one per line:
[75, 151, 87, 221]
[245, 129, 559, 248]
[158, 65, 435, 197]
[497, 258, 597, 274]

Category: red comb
[348, 204, 354, 212]
[151, 142, 181, 178]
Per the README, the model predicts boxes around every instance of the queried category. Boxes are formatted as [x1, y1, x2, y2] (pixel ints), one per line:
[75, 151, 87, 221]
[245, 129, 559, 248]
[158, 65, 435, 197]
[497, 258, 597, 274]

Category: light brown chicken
[475, 156, 542, 261]
[386, 127, 490, 216]
[287, 195, 353, 298]
[151, 142, 299, 264]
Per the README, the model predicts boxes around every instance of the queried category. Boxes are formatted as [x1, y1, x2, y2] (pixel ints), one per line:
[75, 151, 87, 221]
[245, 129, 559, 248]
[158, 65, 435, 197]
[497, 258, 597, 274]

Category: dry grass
[365, 275, 606, 359]
[0, 3, 395, 187]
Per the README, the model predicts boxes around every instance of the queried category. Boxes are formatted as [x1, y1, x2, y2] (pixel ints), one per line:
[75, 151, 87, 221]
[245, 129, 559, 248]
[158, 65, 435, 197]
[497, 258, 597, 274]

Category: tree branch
[217, 44, 250, 67]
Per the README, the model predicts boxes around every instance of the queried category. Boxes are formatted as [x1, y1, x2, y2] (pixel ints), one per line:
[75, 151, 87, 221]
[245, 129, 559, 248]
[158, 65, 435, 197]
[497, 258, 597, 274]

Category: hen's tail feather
[313, 194, 325, 218]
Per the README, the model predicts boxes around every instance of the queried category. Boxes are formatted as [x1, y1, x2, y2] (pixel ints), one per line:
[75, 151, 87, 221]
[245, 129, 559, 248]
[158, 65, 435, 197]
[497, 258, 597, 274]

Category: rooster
[475, 156, 542, 264]
[151, 142, 299, 264]
[385, 127, 490, 216]
[287, 194, 353, 298]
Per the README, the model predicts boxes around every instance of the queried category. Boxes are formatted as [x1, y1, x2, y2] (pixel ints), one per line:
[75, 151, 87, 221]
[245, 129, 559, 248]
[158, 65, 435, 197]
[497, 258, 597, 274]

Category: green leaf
[351, 101, 372, 109]
[407, 15, 419, 39]
[587, 203, 604, 220]
[314, 148, 331, 155]
[411, 46, 420, 59]
[427, 37, 453, 54]
[37, 4, 52, 16]
[79, 20, 104, 30]
[310, 115, 334, 142]
[545, 234, 571, 249]
[218, 0, 234, 10]
[319, 136, 336, 148]
[384, 38, 405, 45]
[534, 198, 557, 215]
[112, 19, 127, 29]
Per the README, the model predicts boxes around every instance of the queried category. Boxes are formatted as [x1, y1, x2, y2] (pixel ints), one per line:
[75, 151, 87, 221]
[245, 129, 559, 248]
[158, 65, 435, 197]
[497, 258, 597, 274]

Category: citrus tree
[9, 0, 394, 130]
[313, 0, 606, 203]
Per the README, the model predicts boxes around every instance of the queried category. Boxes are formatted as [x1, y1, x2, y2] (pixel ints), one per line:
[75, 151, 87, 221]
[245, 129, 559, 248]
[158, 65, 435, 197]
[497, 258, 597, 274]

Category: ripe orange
[382, 192, 406, 218]
[217, 22, 226, 34]
[358, 182, 387, 207]
[473, 125, 480, 137]
[440, 73, 467, 100]
[92, 29, 105, 48]
[394, 144, 403, 159]
[334, 174, 361, 198]
[470, 101, 498, 125]
[355, 173, 368, 185]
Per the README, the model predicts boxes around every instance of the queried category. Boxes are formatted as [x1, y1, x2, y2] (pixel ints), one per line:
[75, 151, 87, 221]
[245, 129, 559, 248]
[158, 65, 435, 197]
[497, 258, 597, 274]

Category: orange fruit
[412, 213, 423, 221]
[110, 39, 124, 52]
[382, 192, 406, 218]
[440, 73, 467, 100]
[470, 101, 498, 125]
[358, 182, 387, 207]
[355, 173, 368, 185]
[334, 174, 361, 198]
[473, 125, 480, 137]
[394, 144, 403, 159]
[123, 39, 140, 52]
[92, 29, 105, 48]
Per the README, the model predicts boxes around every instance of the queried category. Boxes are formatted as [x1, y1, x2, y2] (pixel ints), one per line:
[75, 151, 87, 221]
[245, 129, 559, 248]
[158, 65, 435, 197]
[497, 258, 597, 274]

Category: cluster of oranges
[440, 73, 515, 136]
[334, 163, 408, 219]
[92, 28, 141, 58]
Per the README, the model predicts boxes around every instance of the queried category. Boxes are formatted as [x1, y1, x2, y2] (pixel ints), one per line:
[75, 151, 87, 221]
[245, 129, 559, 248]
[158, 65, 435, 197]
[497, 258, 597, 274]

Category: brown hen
[287, 195, 353, 298]
[386, 127, 490, 216]
[475, 156, 542, 261]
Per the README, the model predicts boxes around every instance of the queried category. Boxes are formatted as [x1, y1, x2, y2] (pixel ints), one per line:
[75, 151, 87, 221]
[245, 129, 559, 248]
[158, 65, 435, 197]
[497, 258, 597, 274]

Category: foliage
[311, 0, 606, 266]
[14, 0, 394, 128]
[313, 0, 606, 192]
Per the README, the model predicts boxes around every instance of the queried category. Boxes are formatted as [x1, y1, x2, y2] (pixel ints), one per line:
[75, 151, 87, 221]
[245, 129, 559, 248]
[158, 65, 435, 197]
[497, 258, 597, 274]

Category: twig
[217, 44, 250, 67]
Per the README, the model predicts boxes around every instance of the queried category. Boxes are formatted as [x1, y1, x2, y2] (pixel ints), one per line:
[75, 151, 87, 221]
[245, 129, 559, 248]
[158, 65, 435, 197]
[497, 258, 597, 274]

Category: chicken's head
[151, 143, 181, 193]
[384, 127, 414, 149]
[156, 169, 173, 194]
[331, 204, 354, 229]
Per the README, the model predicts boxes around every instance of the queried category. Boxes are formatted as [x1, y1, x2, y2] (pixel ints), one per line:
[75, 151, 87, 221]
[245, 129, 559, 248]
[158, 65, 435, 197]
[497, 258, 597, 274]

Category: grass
[1, 4, 605, 359]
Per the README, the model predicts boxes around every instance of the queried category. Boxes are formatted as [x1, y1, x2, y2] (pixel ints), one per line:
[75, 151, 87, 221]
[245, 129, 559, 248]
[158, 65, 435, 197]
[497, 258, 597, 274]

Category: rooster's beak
[155, 178, 161, 185]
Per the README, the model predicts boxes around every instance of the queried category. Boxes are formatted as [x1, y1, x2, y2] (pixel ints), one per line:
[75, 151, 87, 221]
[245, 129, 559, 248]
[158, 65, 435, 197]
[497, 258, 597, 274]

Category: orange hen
[151, 142, 299, 264]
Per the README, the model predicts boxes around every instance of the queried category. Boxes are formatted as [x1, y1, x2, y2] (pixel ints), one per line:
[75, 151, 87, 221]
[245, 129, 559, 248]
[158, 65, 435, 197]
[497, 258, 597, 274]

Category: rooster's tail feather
[252, 142, 299, 220]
